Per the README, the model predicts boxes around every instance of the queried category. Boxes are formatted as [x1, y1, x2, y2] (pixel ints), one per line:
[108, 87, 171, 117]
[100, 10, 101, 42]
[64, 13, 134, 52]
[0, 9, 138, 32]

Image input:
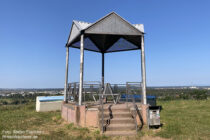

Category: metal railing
[99, 98, 113, 133]
[99, 94, 105, 132]
[127, 82, 143, 132]
[132, 95, 138, 132]
[67, 81, 102, 103]
[67, 82, 142, 103]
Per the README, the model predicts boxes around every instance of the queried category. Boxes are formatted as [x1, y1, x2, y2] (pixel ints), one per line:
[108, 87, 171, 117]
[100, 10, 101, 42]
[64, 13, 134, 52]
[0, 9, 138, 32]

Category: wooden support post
[141, 35, 147, 105]
[79, 34, 84, 105]
[102, 53, 105, 90]
[64, 46, 69, 103]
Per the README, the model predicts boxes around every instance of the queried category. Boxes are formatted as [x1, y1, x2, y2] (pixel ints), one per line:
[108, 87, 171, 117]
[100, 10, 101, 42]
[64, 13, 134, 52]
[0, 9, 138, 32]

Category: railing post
[100, 94, 104, 133]
[132, 96, 138, 132]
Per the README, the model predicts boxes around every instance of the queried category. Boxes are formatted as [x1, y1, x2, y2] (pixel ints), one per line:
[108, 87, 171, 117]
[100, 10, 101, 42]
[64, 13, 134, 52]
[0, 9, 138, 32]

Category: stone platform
[61, 102, 148, 135]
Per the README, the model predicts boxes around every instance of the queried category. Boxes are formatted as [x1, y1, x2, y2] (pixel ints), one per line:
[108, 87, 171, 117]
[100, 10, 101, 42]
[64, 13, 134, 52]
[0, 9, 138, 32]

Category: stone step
[111, 105, 127, 109]
[100, 111, 130, 116]
[99, 109, 109, 112]
[99, 111, 131, 117]
[106, 124, 136, 131]
[99, 107, 129, 112]
[100, 117, 135, 124]
[111, 108, 129, 112]
[99, 113, 110, 118]
[99, 111, 110, 115]
[99, 118, 111, 124]
[104, 130, 137, 136]
[110, 117, 134, 124]
[112, 112, 132, 118]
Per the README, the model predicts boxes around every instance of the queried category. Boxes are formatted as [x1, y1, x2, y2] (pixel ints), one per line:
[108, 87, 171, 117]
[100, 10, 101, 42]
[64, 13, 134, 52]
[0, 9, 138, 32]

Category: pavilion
[62, 12, 148, 134]
[64, 12, 147, 105]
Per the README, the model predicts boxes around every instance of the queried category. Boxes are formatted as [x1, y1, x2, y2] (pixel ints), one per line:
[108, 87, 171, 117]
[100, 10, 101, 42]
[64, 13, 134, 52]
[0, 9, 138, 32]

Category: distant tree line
[0, 88, 209, 105]
[82, 88, 210, 102]
[147, 88, 209, 100]
[0, 93, 63, 105]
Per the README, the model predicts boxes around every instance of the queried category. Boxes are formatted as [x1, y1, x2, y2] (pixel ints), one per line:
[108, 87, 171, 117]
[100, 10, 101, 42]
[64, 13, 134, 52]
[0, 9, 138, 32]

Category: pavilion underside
[69, 34, 142, 53]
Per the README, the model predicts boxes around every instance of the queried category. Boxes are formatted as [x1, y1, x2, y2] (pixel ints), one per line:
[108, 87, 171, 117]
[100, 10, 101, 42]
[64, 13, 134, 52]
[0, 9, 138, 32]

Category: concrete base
[61, 103, 99, 127]
[61, 102, 145, 129]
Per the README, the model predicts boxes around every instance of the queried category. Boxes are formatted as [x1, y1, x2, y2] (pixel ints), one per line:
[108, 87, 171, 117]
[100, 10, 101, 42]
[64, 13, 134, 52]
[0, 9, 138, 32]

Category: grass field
[0, 100, 210, 140]
[155, 100, 210, 140]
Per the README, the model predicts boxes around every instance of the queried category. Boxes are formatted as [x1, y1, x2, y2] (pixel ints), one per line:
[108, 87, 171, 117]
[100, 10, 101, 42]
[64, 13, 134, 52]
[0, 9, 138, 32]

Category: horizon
[1, 85, 210, 90]
[1, 0, 210, 88]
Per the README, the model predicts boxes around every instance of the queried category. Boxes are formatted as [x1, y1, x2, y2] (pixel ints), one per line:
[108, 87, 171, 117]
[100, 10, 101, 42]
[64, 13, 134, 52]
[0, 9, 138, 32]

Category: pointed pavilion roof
[66, 12, 144, 53]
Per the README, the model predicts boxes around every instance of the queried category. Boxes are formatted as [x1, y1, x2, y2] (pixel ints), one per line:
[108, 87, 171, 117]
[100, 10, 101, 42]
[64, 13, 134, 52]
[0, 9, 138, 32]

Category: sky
[0, 0, 210, 88]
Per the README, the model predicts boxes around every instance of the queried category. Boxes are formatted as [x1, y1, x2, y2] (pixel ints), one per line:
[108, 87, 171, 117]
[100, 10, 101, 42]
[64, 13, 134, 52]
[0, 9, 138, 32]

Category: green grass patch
[0, 103, 108, 140]
[155, 99, 210, 140]
[1, 100, 210, 139]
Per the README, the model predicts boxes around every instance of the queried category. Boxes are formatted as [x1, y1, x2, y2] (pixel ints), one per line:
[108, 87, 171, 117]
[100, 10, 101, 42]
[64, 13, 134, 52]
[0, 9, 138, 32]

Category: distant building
[29, 92, 35, 94]
[11, 92, 18, 95]
[189, 86, 198, 89]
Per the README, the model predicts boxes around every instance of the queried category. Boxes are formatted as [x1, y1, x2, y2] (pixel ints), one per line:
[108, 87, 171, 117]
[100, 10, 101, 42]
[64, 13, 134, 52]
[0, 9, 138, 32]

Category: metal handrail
[99, 95, 113, 133]
[132, 95, 138, 132]
[100, 94, 105, 133]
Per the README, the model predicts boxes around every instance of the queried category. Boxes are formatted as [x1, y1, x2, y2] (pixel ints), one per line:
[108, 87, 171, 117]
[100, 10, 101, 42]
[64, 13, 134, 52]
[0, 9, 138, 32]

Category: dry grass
[0, 99, 210, 140]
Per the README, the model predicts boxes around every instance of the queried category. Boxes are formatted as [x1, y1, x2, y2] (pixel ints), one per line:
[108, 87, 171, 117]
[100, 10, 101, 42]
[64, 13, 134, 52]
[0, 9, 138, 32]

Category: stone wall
[61, 103, 99, 128]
